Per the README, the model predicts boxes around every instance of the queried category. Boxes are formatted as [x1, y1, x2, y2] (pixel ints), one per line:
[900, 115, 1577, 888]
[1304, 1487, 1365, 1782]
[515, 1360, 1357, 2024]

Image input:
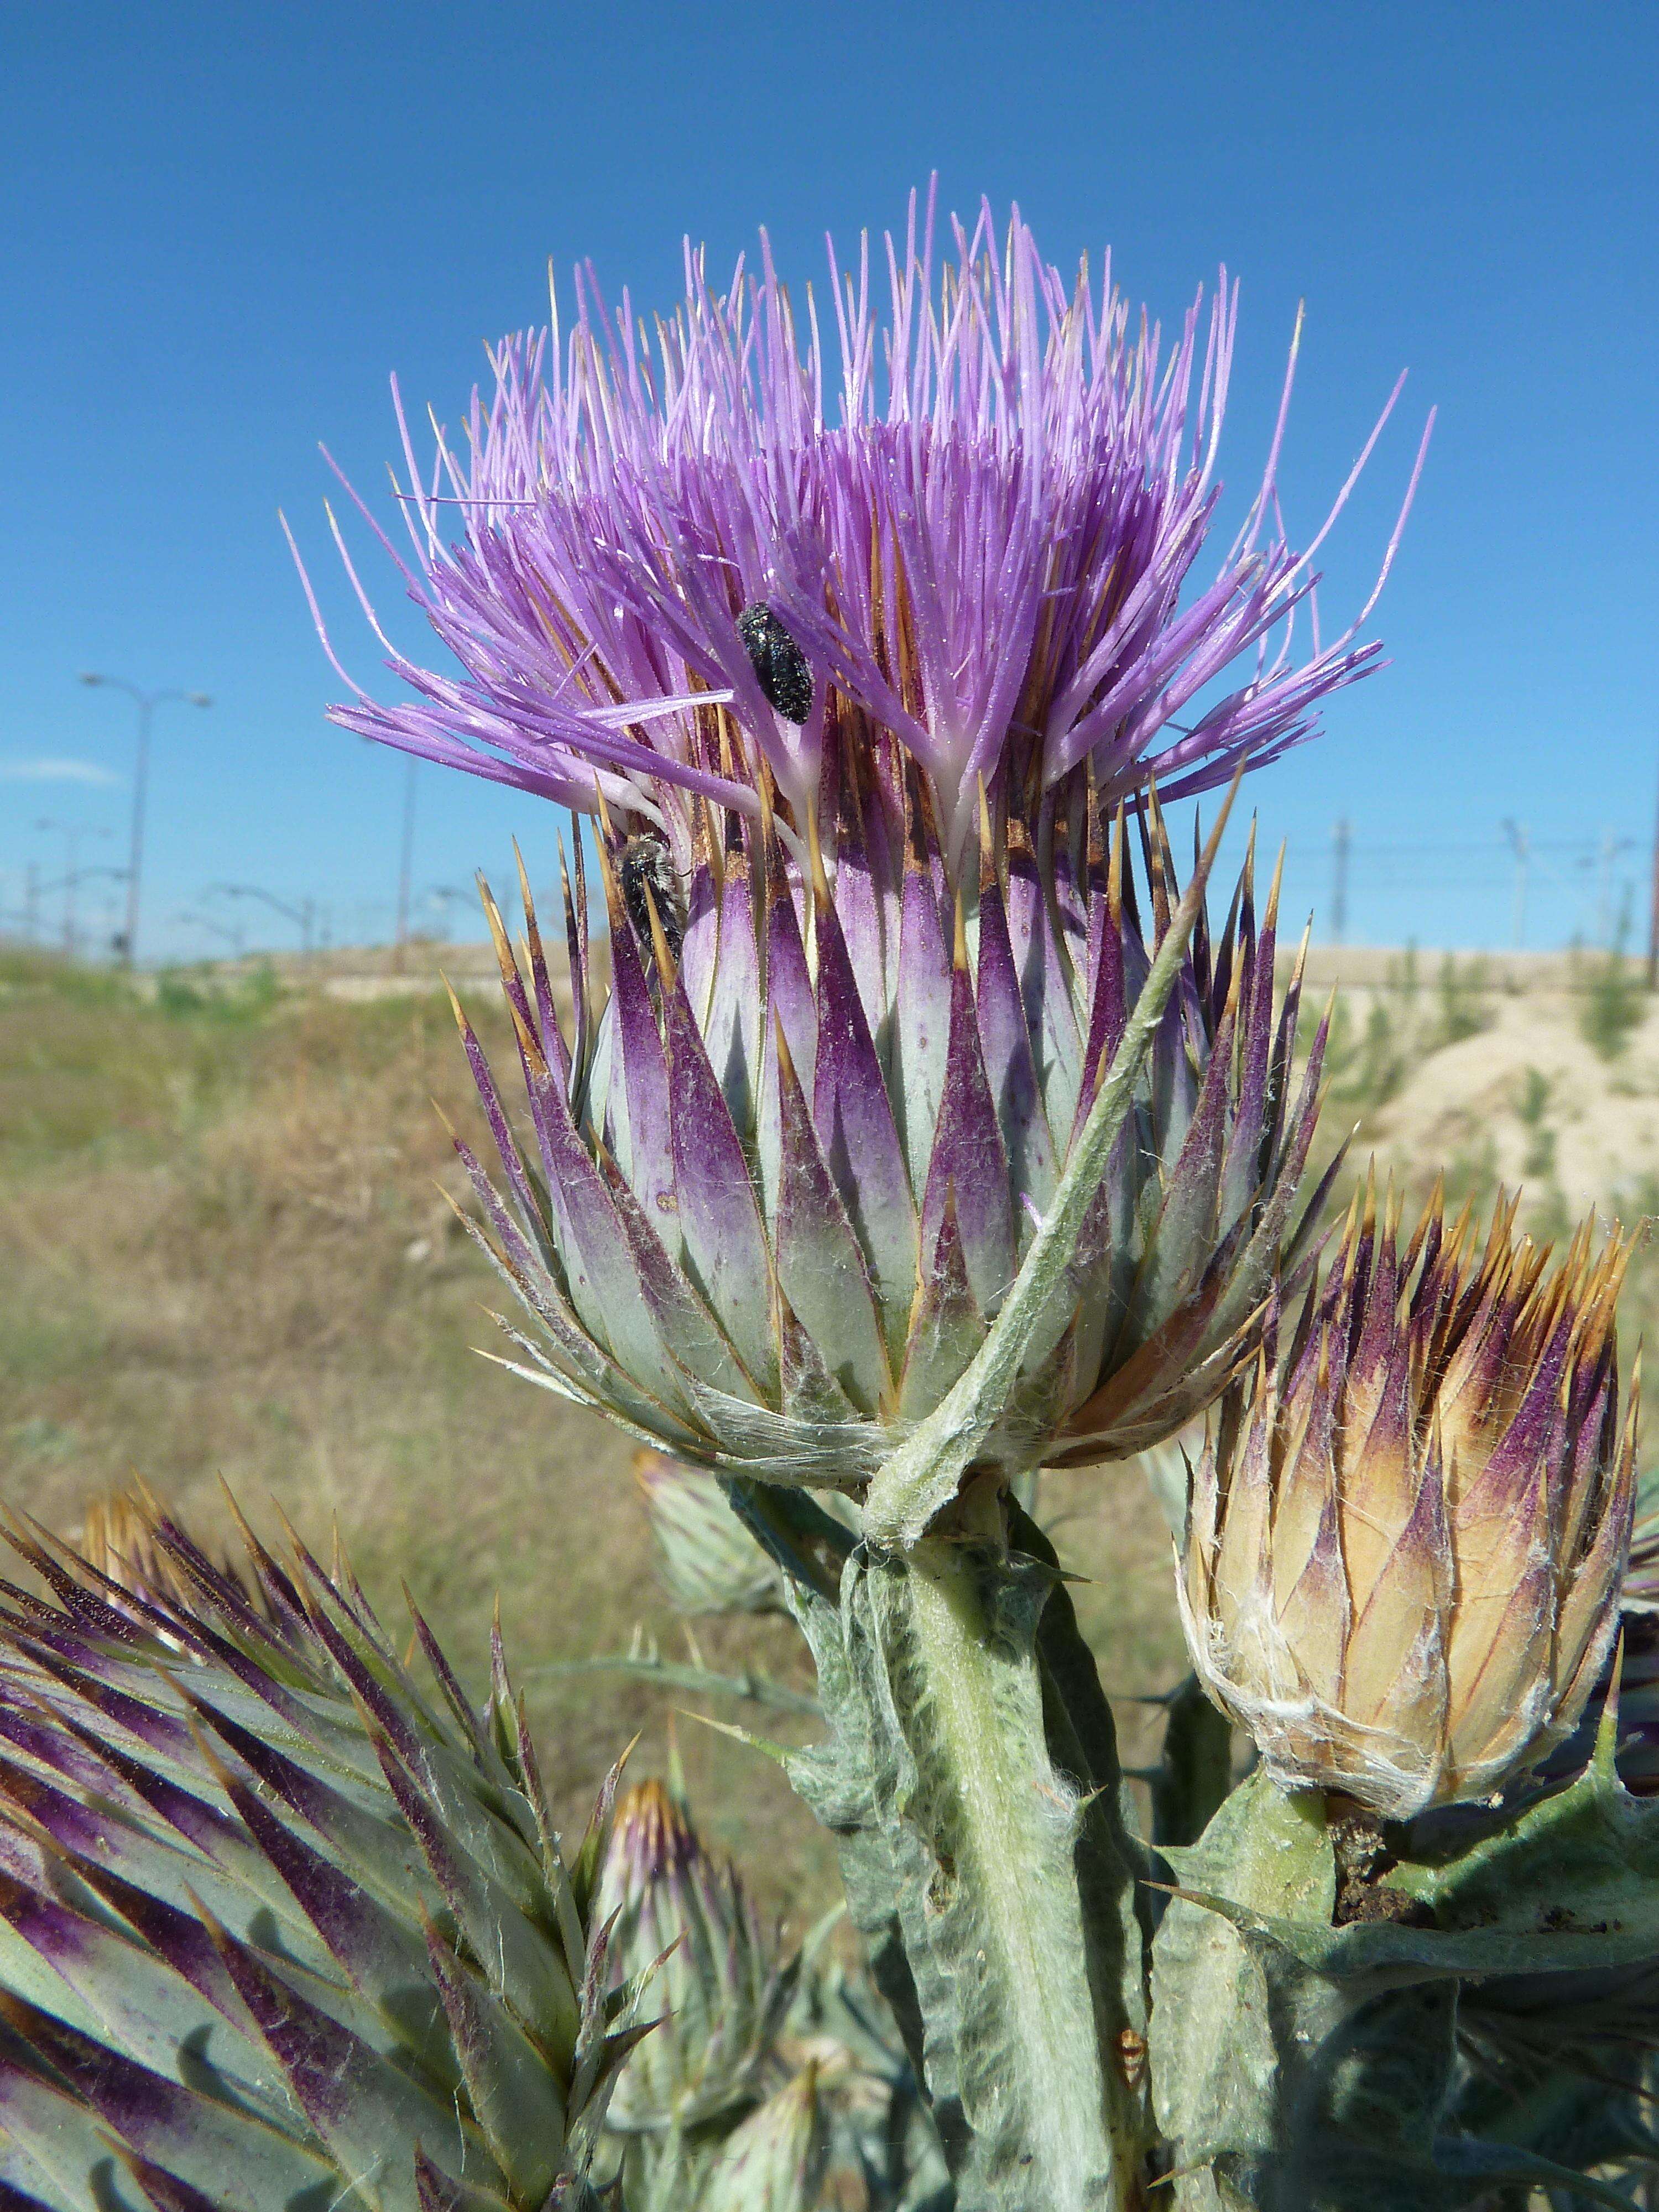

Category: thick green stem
[780, 1530, 1150, 2211]
[734, 1469, 1152, 2203]
[903, 1538, 1144, 2211]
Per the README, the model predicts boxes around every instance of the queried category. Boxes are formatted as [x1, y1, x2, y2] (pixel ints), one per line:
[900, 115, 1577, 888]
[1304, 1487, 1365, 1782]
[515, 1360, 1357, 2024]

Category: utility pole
[80, 673, 212, 967]
[23, 862, 38, 944]
[36, 818, 106, 958]
[393, 758, 418, 972]
[1503, 820, 1530, 951]
[1647, 745, 1659, 988]
[1331, 818, 1351, 946]
[1593, 831, 1636, 949]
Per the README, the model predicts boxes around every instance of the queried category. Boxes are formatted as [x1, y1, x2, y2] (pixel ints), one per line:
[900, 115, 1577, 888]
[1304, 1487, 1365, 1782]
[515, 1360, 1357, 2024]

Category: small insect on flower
[737, 603, 814, 724]
[619, 832, 687, 963]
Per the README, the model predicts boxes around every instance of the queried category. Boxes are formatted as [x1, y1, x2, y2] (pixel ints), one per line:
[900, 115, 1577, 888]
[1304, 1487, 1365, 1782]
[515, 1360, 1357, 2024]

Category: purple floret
[294, 185, 1430, 858]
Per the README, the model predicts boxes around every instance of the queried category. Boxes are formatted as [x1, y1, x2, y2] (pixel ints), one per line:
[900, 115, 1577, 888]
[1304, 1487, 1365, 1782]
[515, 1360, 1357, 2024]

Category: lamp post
[421, 884, 473, 943]
[176, 910, 247, 961]
[79, 674, 211, 967]
[207, 882, 315, 959]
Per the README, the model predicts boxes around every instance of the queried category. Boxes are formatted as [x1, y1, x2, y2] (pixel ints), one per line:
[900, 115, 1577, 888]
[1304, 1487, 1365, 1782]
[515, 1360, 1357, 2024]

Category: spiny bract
[0, 1489, 639, 2212]
[1180, 1185, 1638, 1817]
[449, 804, 1334, 1489]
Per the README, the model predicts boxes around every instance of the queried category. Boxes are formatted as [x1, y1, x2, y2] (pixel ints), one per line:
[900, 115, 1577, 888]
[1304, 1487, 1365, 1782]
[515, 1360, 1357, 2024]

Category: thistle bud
[596, 1778, 795, 2133]
[634, 1450, 787, 1617]
[1179, 1185, 1638, 1818]
[699, 2065, 828, 2212]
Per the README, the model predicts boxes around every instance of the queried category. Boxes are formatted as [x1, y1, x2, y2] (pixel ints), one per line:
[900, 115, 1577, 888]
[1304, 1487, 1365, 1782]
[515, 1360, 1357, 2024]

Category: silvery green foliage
[0, 1495, 638, 2211]
[1150, 1716, 1659, 2209]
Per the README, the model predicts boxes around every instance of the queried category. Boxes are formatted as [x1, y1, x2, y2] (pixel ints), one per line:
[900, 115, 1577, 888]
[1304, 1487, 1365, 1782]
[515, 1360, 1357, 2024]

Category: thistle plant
[17, 186, 1657, 2212]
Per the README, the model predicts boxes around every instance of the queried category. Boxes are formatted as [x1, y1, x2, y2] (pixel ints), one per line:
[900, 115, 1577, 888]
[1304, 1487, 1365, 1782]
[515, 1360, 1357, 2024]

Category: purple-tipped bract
[451, 801, 1334, 1486]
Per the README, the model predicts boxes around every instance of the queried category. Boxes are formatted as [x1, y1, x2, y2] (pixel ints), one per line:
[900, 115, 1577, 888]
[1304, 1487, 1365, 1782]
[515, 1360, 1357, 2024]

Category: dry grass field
[3, 934, 1657, 1929]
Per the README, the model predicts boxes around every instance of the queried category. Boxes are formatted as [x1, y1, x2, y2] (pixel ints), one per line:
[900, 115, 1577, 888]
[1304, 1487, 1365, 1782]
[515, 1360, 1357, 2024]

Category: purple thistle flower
[296, 188, 1432, 1491]
[293, 185, 1430, 859]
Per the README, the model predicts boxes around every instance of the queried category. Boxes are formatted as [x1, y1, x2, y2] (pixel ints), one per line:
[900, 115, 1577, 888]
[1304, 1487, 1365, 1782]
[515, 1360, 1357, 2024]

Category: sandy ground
[1363, 985, 1659, 1223]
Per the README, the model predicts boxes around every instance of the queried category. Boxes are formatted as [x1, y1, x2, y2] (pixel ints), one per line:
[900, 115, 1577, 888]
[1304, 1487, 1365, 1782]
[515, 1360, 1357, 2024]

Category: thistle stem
[894, 1538, 1145, 2212]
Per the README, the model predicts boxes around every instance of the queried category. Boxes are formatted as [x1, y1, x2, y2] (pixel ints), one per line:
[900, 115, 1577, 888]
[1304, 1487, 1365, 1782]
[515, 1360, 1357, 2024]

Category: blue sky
[1, 1, 1654, 961]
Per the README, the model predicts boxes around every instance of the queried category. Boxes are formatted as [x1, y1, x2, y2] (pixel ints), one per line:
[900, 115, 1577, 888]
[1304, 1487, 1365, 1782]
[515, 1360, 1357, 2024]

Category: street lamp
[206, 881, 315, 958]
[175, 910, 247, 960]
[80, 672, 211, 968]
[420, 884, 474, 942]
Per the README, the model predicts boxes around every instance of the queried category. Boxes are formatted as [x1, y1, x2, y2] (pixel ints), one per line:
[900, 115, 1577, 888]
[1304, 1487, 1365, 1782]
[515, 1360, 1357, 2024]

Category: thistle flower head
[1180, 1183, 1639, 1818]
[0, 1491, 624, 2210]
[596, 1777, 795, 2132]
[295, 188, 1428, 1497]
[300, 186, 1428, 869]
